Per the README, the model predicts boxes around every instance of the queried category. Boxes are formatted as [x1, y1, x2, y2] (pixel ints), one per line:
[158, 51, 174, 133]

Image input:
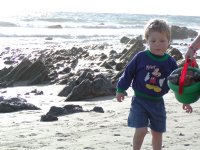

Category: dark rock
[115, 62, 125, 71]
[171, 25, 198, 39]
[0, 97, 40, 113]
[63, 104, 84, 114]
[65, 79, 93, 101]
[64, 74, 115, 101]
[120, 39, 145, 64]
[92, 106, 104, 113]
[99, 53, 107, 61]
[0, 58, 50, 87]
[47, 25, 62, 29]
[40, 114, 58, 122]
[167, 74, 180, 84]
[167, 47, 183, 61]
[47, 106, 68, 116]
[45, 105, 84, 117]
[45, 37, 53, 40]
[100, 61, 113, 69]
[120, 36, 130, 44]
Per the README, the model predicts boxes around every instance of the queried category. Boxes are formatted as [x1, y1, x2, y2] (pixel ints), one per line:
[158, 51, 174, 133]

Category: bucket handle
[179, 59, 197, 94]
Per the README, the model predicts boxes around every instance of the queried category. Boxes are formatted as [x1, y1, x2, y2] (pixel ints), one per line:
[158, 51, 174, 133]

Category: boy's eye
[150, 40, 166, 43]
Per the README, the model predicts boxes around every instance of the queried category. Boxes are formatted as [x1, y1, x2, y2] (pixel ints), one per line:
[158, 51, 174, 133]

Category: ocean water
[0, 12, 200, 54]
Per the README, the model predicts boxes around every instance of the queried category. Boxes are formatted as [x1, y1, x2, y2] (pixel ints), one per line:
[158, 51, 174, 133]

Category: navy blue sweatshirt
[117, 50, 178, 100]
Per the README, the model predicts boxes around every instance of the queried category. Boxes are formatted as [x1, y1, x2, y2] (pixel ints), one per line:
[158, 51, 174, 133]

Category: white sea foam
[0, 12, 199, 69]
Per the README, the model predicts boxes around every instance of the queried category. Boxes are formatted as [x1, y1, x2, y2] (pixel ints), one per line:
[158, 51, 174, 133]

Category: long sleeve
[117, 55, 137, 92]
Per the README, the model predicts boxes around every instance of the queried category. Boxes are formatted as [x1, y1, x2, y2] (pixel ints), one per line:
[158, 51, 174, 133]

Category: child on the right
[116, 19, 193, 150]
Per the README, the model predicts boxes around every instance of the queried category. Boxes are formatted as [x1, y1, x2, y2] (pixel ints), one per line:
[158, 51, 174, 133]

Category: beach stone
[47, 106, 68, 116]
[46, 105, 84, 117]
[120, 39, 145, 62]
[107, 59, 116, 66]
[99, 53, 108, 61]
[120, 36, 130, 44]
[65, 79, 93, 101]
[109, 50, 117, 55]
[171, 25, 198, 39]
[167, 47, 183, 61]
[92, 106, 104, 113]
[63, 104, 84, 114]
[64, 74, 115, 101]
[0, 66, 13, 77]
[40, 114, 58, 122]
[30, 89, 44, 95]
[0, 58, 50, 87]
[0, 97, 40, 113]
[4, 60, 15, 65]
[115, 62, 125, 71]
[100, 61, 113, 69]
[167, 68, 200, 86]
[58, 80, 77, 96]
[45, 37, 53, 40]
[59, 69, 115, 101]
[47, 25, 62, 28]
[167, 74, 180, 84]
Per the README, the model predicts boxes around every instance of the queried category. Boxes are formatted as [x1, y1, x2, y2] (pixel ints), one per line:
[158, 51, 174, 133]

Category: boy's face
[147, 31, 169, 56]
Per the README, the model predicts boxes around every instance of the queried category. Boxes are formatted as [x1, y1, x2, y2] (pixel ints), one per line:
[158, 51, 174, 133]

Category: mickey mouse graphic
[145, 68, 165, 93]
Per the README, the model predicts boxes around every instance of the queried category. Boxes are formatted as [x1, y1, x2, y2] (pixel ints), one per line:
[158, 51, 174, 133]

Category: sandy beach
[0, 86, 199, 150]
[0, 11, 200, 150]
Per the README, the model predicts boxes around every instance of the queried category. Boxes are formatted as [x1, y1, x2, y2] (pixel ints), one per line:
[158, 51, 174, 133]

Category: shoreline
[0, 31, 199, 150]
[0, 88, 200, 149]
[0, 12, 200, 149]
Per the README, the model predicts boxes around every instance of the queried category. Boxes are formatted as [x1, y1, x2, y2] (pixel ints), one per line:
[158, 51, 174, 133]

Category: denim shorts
[128, 96, 166, 133]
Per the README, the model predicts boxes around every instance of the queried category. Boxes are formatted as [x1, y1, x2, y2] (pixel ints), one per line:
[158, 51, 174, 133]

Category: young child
[116, 19, 192, 150]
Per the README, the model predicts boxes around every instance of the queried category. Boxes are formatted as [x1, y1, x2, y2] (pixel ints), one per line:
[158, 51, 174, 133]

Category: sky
[0, 0, 200, 16]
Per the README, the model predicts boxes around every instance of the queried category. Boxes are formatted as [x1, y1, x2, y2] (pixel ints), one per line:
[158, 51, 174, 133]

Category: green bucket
[167, 67, 200, 104]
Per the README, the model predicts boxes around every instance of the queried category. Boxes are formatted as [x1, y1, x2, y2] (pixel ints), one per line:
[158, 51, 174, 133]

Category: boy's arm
[117, 56, 137, 91]
[116, 92, 125, 102]
[116, 53, 138, 102]
[116, 87, 126, 102]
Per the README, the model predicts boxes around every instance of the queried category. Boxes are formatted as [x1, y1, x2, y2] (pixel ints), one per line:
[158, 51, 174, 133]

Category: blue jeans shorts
[128, 96, 166, 133]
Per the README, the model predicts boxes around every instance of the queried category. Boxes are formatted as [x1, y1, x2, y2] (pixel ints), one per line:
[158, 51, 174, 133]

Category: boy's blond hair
[144, 19, 171, 42]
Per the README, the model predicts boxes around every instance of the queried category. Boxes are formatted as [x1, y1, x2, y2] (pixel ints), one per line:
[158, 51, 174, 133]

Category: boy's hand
[182, 104, 193, 113]
[116, 92, 125, 102]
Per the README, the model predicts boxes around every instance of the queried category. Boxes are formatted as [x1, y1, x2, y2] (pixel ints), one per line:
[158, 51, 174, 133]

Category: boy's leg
[133, 127, 148, 150]
[151, 129, 162, 150]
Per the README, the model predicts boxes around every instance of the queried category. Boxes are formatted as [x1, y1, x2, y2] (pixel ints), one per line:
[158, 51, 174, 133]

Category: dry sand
[0, 86, 200, 150]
